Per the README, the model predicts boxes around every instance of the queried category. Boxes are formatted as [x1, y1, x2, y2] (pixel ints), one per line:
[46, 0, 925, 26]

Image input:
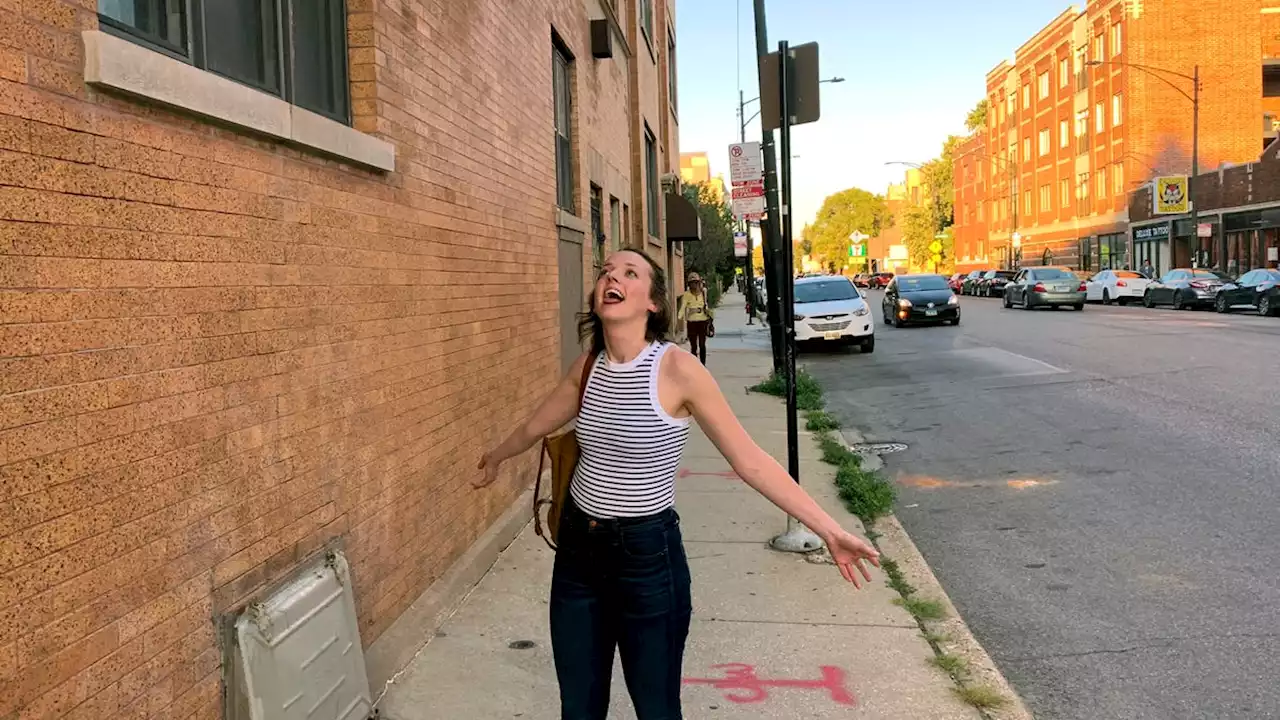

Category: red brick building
[0, 0, 692, 717]
[952, 0, 1268, 276]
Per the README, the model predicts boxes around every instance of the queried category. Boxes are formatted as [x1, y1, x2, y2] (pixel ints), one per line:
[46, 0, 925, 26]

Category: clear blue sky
[675, 0, 1073, 228]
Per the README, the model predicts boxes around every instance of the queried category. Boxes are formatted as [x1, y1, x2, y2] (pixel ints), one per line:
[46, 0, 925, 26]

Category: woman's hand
[475, 450, 502, 488]
[828, 530, 880, 588]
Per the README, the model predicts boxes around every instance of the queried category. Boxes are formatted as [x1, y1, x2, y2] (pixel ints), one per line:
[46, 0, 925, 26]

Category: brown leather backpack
[533, 352, 598, 549]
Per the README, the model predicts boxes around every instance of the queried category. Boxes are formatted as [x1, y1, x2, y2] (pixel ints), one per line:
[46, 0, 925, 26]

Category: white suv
[793, 276, 875, 353]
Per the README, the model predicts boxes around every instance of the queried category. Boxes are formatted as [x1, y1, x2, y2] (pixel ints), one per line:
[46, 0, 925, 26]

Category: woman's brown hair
[577, 249, 672, 355]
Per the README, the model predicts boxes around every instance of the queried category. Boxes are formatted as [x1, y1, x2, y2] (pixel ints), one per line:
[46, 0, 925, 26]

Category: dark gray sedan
[1002, 266, 1087, 311]
[1142, 268, 1233, 310]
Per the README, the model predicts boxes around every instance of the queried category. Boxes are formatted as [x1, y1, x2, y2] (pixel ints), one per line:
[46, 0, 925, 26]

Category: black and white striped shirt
[570, 342, 692, 518]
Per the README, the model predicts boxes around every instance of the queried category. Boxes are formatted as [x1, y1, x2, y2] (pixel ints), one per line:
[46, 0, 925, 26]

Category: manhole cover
[848, 442, 908, 455]
[508, 640, 537, 650]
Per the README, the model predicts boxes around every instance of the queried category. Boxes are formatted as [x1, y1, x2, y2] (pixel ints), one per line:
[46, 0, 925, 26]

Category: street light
[1087, 59, 1200, 265]
[739, 76, 844, 142]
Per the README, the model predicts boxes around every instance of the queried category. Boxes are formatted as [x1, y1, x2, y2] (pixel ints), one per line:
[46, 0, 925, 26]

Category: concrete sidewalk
[376, 289, 980, 720]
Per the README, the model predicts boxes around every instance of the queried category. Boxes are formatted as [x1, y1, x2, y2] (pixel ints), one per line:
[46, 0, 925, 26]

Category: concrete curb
[841, 430, 1034, 720]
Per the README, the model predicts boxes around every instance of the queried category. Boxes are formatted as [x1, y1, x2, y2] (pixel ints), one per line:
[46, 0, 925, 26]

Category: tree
[965, 99, 989, 133]
[682, 182, 737, 288]
[804, 187, 891, 271]
[903, 136, 959, 272]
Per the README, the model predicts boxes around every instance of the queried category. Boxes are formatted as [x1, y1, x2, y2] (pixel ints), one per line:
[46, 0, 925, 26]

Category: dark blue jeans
[550, 500, 693, 720]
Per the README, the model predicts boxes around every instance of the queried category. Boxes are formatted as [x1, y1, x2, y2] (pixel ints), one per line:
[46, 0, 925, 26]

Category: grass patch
[750, 369, 824, 411]
[805, 409, 841, 432]
[929, 653, 968, 677]
[922, 629, 953, 646]
[816, 433, 860, 467]
[880, 558, 917, 597]
[953, 685, 1008, 710]
[893, 596, 948, 621]
[834, 463, 896, 523]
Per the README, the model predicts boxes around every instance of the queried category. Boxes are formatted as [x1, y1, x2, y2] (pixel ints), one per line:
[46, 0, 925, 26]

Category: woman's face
[595, 250, 656, 323]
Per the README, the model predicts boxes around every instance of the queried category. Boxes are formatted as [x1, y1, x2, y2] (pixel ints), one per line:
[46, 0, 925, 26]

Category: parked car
[975, 270, 1017, 297]
[1214, 268, 1280, 315]
[960, 270, 987, 295]
[793, 275, 875, 352]
[948, 273, 966, 293]
[1142, 268, 1233, 310]
[1084, 269, 1152, 305]
[866, 272, 895, 289]
[882, 274, 960, 327]
[1002, 266, 1087, 310]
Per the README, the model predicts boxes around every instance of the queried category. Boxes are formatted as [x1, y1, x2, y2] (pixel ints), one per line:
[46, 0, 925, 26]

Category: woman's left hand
[828, 530, 880, 588]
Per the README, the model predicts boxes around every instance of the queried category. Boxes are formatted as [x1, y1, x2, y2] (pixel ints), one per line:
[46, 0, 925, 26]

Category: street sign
[733, 231, 748, 258]
[847, 244, 865, 257]
[1197, 222, 1213, 238]
[728, 142, 763, 185]
[850, 230, 869, 243]
[759, 42, 821, 132]
[731, 181, 765, 200]
[931, 254, 942, 265]
[732, 195, 766, 219]
[1154, 176, 1189, 214]
[928, 240, 943, 254]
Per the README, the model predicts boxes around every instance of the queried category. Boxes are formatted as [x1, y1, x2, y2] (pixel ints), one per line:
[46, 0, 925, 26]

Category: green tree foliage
[903, 136, 960, 272]
[965, 99, 989, 133]
[681, 182, 737, 288]
[804, 187, 891, 271]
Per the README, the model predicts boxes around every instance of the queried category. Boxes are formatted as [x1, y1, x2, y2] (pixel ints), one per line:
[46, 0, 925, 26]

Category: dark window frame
[666, 28, 677, 117]
[590, 183, 605, 268]
[553, 37, 576, 213]
[644, 125, 659, 237]
[96, 0, 351, 125]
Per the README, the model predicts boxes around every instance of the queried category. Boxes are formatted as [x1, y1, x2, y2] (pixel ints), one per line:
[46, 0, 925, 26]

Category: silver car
[1002, 266, 1087, 311]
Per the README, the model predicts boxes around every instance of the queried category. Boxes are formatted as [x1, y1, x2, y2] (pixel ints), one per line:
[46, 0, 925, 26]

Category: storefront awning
[665, 192, 702, 242]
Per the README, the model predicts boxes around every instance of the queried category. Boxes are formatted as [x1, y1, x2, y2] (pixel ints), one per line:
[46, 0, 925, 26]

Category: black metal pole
[738, 91, 755, 324]
[778, 39, 799, 484]
[751, 0, 783, 375]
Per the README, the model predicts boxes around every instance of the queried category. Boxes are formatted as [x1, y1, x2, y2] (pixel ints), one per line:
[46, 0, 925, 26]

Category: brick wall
[0, 0, 669, 717]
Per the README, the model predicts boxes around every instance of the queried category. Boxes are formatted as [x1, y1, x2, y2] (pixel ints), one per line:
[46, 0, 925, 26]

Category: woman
[680, 272, 713, 365]
[478, 249, 879, 720]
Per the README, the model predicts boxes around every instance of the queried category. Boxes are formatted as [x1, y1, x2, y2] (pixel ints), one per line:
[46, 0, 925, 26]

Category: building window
[1007, 93, 1015, 115]
[1060, 57, 1070, 87]
[640, 0, 653, 42]
[667, 30, 677, 114]
[1079, 237, 1093, 271]
[1023, 137, 1031, 162]
[553, 41, 575, 212]
[610, 196, 621, 250]
[1076, 109, 1090, 154]
[1092, 34, 1104, 62]
[1038, 71, 1050, 100]
[978, 201, 985, 221]
[1265, 65, 1280, 97]
[1075, 48, 1088, 91]
[623, 203, 631, 245]
[590, 184, 604, 267]
[1096, 171, 1106, 198]
[1022, 83, 1030, 110]
[1023, 189, 1032, 216]
[1059, 119, 1070, 148]
[998, 99, 1006, 124]
[1039, 184, 1051, 212]
[1112, 93, 1123, 126]
[1038, 128, 1050, 157]
[1095, 102, 1105, 133]
[1112, 163, 1124, 195]
[1077, 171, 1091, 215]
[1060, 178, 1070, 209]
[1111, 23, 1122, 56]
[645, 126, 659, 236]
[98, 0, 351, 123]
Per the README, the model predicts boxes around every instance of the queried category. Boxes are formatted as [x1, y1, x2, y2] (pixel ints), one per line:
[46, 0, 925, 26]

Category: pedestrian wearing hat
[680, 273, 713, 365]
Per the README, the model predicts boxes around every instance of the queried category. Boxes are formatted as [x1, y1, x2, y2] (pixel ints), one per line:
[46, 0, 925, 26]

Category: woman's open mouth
[603, 288, 625, 305]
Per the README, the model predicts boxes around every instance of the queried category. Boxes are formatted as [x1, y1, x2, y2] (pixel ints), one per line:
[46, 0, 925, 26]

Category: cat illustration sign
[1154, 176, 1189, 214]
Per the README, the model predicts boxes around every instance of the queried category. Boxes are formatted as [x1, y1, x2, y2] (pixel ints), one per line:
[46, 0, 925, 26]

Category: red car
[948, 273, 965, 293]
[867, 272, 895, 289]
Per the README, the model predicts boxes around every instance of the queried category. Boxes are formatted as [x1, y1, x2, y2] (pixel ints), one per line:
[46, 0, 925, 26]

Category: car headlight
[793, 314, 806, 321]
[853, 305, 870, 316]
[897, 298, 912, 308]
[947, 294, 959, 305]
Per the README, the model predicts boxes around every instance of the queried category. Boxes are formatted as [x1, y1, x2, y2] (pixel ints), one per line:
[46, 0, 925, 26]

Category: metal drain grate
[848, 442, 908, 455]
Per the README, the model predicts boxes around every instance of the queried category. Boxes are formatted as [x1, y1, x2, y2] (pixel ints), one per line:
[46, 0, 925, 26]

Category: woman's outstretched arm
[668, 350, 879, 586]
[476, 352, 592, 487]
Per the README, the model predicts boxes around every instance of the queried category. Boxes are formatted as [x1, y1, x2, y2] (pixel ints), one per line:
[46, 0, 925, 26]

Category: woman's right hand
[475, 450, 503, 488]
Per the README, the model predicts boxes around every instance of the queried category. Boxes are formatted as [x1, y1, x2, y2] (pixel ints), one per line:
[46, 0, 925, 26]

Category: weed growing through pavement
[749, 369, 824, 411]
[929, 653, 967, 677]
[953, 685, 1009, 710]
[893, 596, 948, 621]
[805, 409, 841, 432]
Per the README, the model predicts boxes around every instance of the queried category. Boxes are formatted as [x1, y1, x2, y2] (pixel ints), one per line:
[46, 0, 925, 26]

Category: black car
[960, 270, 987, 295]
[1215, 268, 1280, 315]
[1142, 268, 1233, 310]
[882, 274, 960, 327]
[975, 270, 1017, 297]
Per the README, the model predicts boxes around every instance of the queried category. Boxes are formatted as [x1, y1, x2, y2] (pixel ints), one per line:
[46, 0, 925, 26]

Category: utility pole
[738, 90, 755, 325]
[751, 0, 784, 375]
[1190, 64, 1200, 267]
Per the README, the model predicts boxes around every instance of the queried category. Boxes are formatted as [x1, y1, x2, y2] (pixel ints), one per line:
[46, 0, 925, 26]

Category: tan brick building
[0, 0, 691, 717]
[952, 0, 1270, 276]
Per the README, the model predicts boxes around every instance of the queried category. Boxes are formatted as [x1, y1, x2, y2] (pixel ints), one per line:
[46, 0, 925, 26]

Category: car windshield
[898, 276, 950, 292]
[1191, 270, 1232, 280]
[795, 280, 857, 304]
[1034, 268, 1074, 280]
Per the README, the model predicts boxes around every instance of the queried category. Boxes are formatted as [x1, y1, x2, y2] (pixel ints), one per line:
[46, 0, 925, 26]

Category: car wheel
[1022, 294, 1033, 310]
[1102, 289, 1112, 305]
[1215, 295, 1230, 314]
[1261, 295, 1275, 317]
[1117, 297, 1129, 306]
[1173, 291, 1188, 311]
[861, 336, 875, 353]
[1002, 292, 1012, 309]
[1143, 291, 1155, 309]
[1073, 303, 1084, 311]
[950, 316, 961, 326]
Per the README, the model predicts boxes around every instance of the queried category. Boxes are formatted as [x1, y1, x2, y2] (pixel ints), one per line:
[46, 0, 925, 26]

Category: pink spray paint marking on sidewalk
[683, 663, 857, 706]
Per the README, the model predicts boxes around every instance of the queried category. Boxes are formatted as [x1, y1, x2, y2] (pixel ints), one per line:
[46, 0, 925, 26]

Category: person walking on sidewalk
[477, 249, 880, 720]
[680, 272, 713, 365]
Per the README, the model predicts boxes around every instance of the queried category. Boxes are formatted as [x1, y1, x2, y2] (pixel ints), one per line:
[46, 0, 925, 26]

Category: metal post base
[770, 517, 825, 553]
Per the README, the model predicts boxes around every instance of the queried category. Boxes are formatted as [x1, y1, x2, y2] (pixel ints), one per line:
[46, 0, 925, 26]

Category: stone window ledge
[82, 30, 395, 173]
[557, 209, 588, 234]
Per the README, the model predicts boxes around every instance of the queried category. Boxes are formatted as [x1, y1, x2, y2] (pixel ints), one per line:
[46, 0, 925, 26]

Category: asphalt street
[802, 291, 1280, 720]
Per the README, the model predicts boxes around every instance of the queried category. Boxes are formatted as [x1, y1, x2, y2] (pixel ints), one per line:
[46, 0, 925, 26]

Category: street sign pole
[751, 0, 784, 376]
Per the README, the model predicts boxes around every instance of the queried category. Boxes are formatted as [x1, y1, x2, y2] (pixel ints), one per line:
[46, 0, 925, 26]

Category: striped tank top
[570, 342, 692, 518]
